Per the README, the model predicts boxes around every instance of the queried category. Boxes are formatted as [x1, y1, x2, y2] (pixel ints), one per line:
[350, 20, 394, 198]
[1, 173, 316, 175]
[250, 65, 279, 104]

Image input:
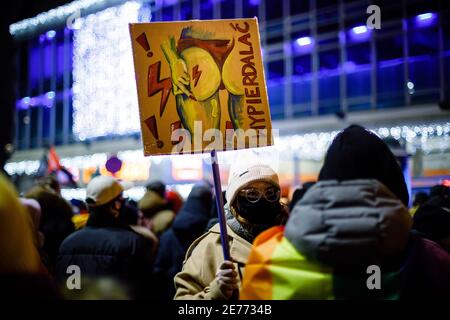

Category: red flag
[47, 146, 62, 174]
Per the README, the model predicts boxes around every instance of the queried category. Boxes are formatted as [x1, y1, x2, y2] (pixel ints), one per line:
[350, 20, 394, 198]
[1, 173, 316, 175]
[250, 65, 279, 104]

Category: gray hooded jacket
[285, 179, 413, 267]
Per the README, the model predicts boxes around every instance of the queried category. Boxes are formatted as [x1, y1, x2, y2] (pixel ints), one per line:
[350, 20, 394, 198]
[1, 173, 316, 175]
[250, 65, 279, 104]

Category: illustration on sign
[130, 18, 272, 156]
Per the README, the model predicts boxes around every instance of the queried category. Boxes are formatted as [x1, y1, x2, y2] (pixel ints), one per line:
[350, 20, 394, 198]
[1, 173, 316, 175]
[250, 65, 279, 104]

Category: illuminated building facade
[7, 0, 450, 199]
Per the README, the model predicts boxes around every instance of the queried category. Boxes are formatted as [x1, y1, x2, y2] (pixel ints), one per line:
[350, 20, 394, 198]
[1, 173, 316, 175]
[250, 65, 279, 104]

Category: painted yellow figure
[161, 27, 245, 141]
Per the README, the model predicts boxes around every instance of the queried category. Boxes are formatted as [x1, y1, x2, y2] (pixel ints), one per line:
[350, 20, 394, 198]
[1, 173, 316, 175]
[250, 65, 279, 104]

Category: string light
[60, 184, 190, 201]
[72, 1, 142, 139]
[6, 122, 450, 176]
[10, 0, 110, 36]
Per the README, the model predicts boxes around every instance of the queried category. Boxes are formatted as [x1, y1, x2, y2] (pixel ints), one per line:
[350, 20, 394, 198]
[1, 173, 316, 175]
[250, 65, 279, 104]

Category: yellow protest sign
[129, 18, 273, 156]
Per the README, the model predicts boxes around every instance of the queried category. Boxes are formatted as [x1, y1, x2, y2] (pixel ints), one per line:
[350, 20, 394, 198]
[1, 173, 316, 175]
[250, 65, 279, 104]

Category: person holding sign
[174, 164, 288, 300]
[130, 18, 278, 299]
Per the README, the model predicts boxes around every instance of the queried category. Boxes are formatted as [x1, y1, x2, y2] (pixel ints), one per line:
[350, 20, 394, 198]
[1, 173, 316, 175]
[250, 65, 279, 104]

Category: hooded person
[174, 163, 288, 300]
[56, 176, 155, 299]
[153, 182, 213, 300]
[240, 125, 450, 300]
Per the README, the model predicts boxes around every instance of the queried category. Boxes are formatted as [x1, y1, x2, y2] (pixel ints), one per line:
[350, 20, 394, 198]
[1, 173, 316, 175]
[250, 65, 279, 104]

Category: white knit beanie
[226, 164, 280, 206]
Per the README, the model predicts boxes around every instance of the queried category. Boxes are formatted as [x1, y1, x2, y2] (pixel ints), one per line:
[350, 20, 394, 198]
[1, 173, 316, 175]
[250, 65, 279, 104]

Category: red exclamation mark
[136, 32, 153, 57]
[144, 115, 164, 148]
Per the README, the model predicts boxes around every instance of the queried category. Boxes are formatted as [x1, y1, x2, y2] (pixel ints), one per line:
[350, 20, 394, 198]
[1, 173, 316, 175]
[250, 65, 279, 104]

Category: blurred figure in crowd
[25, 176, 75, 274]
[409, 191, 429, 217]
[35, 175, 62, 195]
[288, 181, 315, 212]
[146, 181, 166, 198]
[413, 185, 450, 253]
[20, 199, 45, 262]
[166, 188, 184, 214]
[146, 180, 184, 214]
[174, 164, 288, 300]
[241, 125, 450, 300]
[121, 200, 159, 258]
[56, 176, 155, 299]
[0, 173, 60, 299]
[153, 182, 213, 300]
[139, 188, 175, 236]
[428, 185, 450, 207]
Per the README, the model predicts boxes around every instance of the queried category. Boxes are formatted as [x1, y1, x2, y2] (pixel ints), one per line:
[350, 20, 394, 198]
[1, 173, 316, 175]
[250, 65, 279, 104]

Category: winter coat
[240, 180, 450, 299]
[174, 223, 252, 300]
[153, 184, 212, 300]
[55, 209, 155, 299]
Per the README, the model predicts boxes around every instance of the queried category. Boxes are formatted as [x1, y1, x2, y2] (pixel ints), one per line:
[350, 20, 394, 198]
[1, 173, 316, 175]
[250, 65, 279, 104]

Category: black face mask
[236, 195, 281, 225]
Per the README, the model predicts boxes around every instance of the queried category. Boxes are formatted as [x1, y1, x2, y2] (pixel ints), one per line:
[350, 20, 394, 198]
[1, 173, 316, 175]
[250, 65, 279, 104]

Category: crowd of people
[0, 125, 449, 300]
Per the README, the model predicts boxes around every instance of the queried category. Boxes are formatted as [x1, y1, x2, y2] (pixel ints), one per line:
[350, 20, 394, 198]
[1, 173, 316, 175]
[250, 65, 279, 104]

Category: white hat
[225, 164, 279, 206]
[86, 176, 132, 207]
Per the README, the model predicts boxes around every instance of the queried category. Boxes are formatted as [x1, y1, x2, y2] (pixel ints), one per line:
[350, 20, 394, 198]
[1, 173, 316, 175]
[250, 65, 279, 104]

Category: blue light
[349, 25, 371, 42]
[296, 36, 312, 46]
[417, 13, 433, 21]
[415, 12, 437, 28]
[22, 97, 30, 104]
[46, 91, 55, 99]
[249, 0, 260, 6]
[29, 97, 39, 106]
[46, 30, 56, 40]
[293, 37, 314, 54]
[351, 25, 368, 35]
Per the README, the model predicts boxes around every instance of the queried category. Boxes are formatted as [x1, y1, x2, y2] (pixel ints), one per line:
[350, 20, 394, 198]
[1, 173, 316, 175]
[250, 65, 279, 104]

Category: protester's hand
[215, 260, 238, 299]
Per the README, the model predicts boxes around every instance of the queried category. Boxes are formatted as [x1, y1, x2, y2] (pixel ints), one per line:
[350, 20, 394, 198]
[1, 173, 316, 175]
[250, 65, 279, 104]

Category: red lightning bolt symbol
[192, 65, 202, 88]
[148, 61, 172, 117]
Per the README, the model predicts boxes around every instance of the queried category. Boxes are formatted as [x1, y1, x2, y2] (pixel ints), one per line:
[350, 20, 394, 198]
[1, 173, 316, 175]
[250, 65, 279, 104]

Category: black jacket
[56, 209, 154, 299]
[153, 183, 212, 300]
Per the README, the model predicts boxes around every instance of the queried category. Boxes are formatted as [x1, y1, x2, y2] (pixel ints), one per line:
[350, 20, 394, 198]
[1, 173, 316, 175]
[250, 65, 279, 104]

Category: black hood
[319, 125, 409, 206]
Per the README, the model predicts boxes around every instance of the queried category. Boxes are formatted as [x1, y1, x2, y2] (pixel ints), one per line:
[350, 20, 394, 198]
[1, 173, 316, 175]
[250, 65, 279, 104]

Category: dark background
[0, 0, 70, 169]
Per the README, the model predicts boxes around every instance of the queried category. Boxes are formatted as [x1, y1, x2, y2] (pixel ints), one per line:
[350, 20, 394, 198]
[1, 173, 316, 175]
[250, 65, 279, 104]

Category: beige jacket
[174, 223, 252, 300]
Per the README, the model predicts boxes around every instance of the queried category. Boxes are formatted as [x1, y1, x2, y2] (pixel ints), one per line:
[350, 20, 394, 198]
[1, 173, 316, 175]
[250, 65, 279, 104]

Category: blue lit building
[6, 0, 450, 199]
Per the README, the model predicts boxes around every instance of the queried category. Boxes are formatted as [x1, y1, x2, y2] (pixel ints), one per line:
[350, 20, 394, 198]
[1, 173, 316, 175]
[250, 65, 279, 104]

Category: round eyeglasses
[239, 187, 281, 203]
